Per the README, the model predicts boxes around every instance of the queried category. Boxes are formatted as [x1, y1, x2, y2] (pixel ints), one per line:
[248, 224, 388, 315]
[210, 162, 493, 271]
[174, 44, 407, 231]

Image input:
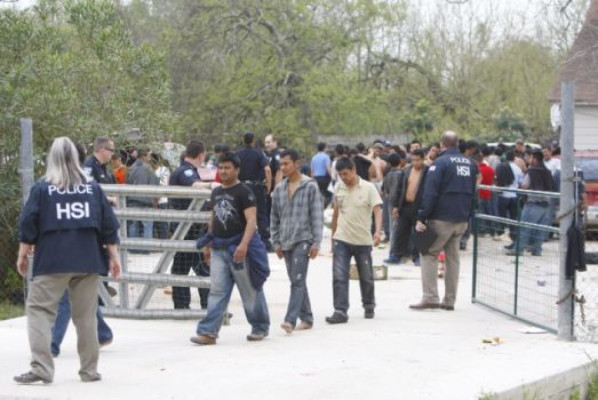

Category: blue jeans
[196, 249, 270, 337]
[517, 202, 551, 256]
[51, 292, 113, 356]
[478, 198, 496, 236]
[128, 220, 153, 238]
[283, 241, 313, 327]
[498, 196, 519, 239]
[332, 240, 375, 316]
[382, 199, 390, 239]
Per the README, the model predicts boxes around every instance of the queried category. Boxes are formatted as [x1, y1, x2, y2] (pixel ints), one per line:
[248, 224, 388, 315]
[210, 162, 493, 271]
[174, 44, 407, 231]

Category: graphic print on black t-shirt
[211, 183, 256, 238]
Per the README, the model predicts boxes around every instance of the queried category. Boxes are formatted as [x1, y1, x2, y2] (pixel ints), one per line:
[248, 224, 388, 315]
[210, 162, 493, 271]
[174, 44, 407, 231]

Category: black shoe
[14, 372, 51, 384]
[325, 312, 348, 324]
[459, 243, 467, 251]
[440, 304, 455, 311]
[364, 310, 375, 319]
[504, 243, 515, 250]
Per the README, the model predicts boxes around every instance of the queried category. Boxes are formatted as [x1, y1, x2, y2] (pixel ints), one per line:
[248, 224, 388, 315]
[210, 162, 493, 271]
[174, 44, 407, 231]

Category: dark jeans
[247, 183, 270, 242]
[283, 241, 313, 327]
[498, 196, 519, 239]
[517, 202, 551, 256]
[332, 240, 375, 316]
[315, 176, 332, 209]
[155, 203, 170, 239]
[51, 291, 113, 356]
[383, 199, 391, 240]
[394, 202, 418, 260]
[171, 220, 210, 309]
[172, 251, 210, 309]
[478, 198, 496, 236]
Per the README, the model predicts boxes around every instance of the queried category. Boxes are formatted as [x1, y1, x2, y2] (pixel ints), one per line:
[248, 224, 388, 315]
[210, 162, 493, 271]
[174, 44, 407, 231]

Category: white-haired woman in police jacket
[14, 137, 121, 385]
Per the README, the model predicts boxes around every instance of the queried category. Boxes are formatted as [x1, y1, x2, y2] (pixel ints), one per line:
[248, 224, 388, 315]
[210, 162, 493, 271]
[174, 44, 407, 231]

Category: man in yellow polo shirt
[327, 157, 383, 324]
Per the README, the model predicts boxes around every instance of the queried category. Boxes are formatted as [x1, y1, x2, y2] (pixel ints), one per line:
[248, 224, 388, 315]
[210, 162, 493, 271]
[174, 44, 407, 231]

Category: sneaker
[190, 335, 216, 345]
[383, 257, 400, 265]
[325, 312, 348, 324]
[492, 236, 502, 242]
[296, 321, 313, 331]
[459, 243, 467, 251]
[99, 340, 112, 349]
[505, 249, 522, 256]
[280, 322, 293, 334]
[413, 257, 421, 266]
[81, 373, 102, 383]
[440, 304, 455, 311]
[504, 243, 515, 250]
[364, 310, 375, 319]
[247, 332, 268, 342]
[13, 372, 51, 384]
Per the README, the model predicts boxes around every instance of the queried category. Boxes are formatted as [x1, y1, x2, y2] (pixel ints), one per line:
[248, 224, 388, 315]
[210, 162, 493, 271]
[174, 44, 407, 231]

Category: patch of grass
[0, 300, 24, 321]
[588, 372, 598, 400]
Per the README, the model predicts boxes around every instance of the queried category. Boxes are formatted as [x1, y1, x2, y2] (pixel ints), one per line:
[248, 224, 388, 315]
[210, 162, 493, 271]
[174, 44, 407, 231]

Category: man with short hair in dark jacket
[410, 131, 477, 311]
[507, 150, 554, 257]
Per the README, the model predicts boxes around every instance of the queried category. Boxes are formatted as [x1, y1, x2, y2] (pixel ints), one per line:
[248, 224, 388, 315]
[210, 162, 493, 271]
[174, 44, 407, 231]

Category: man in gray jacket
[270, 149, 323, 334]
[127, 149, 160, 239]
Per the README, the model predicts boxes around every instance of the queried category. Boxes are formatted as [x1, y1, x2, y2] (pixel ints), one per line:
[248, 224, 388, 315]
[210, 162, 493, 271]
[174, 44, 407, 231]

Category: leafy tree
[0, 0, 176, 302]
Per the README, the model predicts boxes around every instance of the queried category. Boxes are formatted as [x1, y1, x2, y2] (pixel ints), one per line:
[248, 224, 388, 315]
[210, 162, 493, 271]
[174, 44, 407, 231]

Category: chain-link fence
[473, 187, 561, 333]
[574, 208, 598, 342]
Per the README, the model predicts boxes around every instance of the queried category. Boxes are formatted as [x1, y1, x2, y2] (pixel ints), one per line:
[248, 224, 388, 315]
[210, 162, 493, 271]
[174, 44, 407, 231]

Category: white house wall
[575, 106, 598, 150]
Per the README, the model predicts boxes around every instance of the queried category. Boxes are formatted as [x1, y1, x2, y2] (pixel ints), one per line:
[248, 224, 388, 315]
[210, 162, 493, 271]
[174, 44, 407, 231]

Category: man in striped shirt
[271, 150, 324, 334]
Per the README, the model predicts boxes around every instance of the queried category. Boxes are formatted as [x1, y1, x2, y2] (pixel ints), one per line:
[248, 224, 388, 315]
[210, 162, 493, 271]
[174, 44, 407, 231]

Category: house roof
[551, 0, 598, 104]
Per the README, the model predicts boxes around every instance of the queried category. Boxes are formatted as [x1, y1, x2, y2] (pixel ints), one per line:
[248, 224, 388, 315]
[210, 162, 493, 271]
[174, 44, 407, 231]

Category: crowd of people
[14, 130, 565, 384]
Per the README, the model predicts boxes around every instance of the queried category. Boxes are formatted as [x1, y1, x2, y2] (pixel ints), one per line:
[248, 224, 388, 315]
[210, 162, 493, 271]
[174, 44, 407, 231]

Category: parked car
[575, 151, 598, 229]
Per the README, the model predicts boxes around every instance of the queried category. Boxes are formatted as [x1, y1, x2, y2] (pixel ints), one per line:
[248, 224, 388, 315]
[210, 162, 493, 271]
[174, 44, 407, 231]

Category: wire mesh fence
[574, 218, 598, 342]
[473, 188, 561, 333]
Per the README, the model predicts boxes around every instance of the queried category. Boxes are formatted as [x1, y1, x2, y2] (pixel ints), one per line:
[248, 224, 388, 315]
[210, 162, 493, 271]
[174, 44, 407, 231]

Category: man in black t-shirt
[192, 152, 270, 345]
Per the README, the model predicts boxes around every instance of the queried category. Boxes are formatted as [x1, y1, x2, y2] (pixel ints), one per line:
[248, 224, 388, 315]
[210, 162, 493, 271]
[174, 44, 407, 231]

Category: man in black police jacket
[84, 137, 117, 184]
[410, 131, 477, 311]
[169, 140, 218, 309]
[236, 132, 273, 250]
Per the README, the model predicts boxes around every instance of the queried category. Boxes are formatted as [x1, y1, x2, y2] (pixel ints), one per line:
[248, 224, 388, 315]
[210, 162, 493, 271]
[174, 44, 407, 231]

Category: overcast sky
[1, 0, 586, 41]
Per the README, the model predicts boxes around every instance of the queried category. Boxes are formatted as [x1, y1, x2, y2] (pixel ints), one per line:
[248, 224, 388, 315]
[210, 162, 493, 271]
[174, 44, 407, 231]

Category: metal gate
[472, 185, 561, 333]
[98, 184, 212, 320]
